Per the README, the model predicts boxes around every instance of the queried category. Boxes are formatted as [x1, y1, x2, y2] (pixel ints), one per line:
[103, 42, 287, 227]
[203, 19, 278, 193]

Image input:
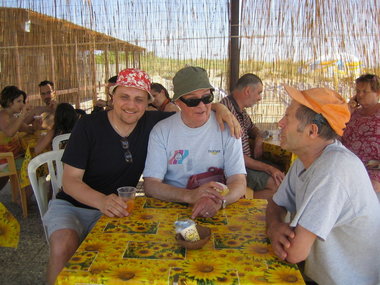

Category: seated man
[266, 85, 380, 285]
[220, 74, 284, 199]
[37, 80, 58, 130]
[143, 66, 246, 219]
[93, 75, 117, 112]
[42, 68, 241, 285]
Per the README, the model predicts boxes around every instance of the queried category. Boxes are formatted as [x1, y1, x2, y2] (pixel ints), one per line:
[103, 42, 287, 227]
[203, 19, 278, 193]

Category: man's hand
[212, 103, 241, 138]
[266, 166, 285, 186]
[191, 196, 222, 219]
[95, 99, 107, 108]
[190, 181, 224, 204]
[99, 194, 130, 218]
[267, 221, 295, 260]
[48, 100, 58, 112]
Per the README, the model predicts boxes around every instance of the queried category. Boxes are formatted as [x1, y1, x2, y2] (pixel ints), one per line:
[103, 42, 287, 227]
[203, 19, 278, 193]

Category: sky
[1, 0, 379, 66]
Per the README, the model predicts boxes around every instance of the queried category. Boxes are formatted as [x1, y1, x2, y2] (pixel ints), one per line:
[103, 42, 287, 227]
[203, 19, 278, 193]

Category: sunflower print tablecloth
[0, 202, 20, 248]
[263, 140, 297, 173]
[56, 198, 305, 285]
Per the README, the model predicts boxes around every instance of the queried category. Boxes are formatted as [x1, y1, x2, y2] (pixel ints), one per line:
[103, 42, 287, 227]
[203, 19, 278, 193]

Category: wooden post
[115, 47, 119, 74]
[91, 38, 97, 107]
[125, 50, 129, 68]
[13, 33, 22, 88]
[104, 47, 109, 81]
[229, 0, 240, 93]
[50, 30, 56, 85]
[74, 37, 81, 109]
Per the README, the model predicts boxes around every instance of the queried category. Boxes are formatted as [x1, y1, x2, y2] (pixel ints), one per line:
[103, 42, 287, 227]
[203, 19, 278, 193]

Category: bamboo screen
[1, 0, 379, 126]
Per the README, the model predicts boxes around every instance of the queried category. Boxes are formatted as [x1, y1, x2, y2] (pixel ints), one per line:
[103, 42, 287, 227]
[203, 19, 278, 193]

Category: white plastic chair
[27, 149, 64, 241]
[52, 133, 71, 151]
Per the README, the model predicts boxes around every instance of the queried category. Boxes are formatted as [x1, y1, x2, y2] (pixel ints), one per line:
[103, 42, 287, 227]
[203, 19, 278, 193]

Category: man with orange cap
[266, 85, 380, 285]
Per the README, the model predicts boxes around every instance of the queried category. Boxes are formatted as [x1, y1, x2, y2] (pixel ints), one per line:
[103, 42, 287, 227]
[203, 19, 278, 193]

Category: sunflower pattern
[56, 197, 305, 285]
[0, 202, 20, 248]
[104, 220, 159, 234]
[144, 198, 187, 209]
[262, 141, 297, 172]
[169, 264, 240, 285]
[214, 233, 264, 249]
[66, 251, 97, 271]
[123, 241, 186, 260]
[178, 212, 228, 226]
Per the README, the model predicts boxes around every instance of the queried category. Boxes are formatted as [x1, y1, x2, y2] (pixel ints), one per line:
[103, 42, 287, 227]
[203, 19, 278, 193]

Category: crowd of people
[0, 67, 379, 285]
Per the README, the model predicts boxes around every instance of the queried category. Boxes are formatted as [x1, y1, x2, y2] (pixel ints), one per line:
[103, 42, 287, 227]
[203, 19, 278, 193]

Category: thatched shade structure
[0, 7, 144, 108]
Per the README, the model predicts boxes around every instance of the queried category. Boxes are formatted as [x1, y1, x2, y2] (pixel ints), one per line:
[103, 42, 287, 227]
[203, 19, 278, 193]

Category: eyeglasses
[120, 137, 133, 163]
[179, 93, 214, 107]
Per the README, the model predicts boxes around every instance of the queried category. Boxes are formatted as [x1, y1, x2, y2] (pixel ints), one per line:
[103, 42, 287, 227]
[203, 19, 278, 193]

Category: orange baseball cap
[284, 85, 350, 136]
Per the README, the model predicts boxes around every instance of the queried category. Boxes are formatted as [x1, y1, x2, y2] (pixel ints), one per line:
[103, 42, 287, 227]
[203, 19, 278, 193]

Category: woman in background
[149, 83, 180, 112]
[0, 86, 37, 167]
[342, 74, 380, 198]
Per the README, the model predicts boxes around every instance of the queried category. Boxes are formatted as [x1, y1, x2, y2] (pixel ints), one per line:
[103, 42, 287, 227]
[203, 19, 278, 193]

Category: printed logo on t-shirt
[208, 149, 221, 155]
[169, 150, 189, 164]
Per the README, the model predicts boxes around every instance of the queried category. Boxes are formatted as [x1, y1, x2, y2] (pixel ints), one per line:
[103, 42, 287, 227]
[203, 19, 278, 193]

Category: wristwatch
[222, 199, 227, 209]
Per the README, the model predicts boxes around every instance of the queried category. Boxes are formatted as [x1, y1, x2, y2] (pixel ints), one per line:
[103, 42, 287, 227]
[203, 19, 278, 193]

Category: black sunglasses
[120, 137, 133, 163]
[179, 93, 214, 107]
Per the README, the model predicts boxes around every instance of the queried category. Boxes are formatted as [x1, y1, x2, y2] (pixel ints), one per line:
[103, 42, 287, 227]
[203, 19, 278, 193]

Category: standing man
[143, 66, 246, 218]
[266, 85, 380, 285]
[42, 68, 241, 285]
[220, 74, 284, 199]
[38, 80, 57, 129]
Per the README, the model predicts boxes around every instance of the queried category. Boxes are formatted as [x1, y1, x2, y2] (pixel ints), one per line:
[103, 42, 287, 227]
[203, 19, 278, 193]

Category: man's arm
[143, 177, 223, 205]
[225, 173, 246, 203]
[245, 155, 285, 186]
[266, 198, 295, 260]
[285, 225, 317, 264]
[62, 164, 129, 217]
[191, 174, 246, 218]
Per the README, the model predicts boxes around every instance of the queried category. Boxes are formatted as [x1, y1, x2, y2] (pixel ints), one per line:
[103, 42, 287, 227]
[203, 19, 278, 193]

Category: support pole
[229, 0, 240, 93]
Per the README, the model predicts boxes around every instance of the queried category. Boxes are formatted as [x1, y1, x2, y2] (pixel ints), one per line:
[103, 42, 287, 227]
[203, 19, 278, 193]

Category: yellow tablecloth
[56, 198, 304, 285]
[19, 131, 49, 188]
[0, 202, 20, 248]
[263, 140, 297, 173]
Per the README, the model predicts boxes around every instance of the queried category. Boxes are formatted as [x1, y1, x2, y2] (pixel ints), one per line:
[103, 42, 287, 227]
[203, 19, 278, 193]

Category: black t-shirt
[56, 110, 172, 208]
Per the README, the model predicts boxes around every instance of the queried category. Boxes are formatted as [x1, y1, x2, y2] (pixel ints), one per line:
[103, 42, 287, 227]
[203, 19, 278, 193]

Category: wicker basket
[175, 225, 211, 250]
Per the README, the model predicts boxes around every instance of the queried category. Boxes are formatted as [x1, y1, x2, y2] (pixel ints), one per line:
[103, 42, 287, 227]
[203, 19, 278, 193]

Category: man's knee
[265, 176, 279, 191]
[49, 228, 80, 258]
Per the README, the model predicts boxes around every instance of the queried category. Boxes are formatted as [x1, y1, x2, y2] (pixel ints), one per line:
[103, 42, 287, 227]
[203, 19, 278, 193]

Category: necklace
[110, 112, 134, 138]
[112, 122, 124, 137]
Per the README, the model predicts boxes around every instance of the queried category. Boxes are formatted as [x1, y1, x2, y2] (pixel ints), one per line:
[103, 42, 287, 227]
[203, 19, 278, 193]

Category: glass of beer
[117, 186, 136, 213]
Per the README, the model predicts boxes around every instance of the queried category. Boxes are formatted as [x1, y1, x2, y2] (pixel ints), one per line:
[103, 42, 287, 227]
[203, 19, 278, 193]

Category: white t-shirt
[274, 140, 380, 285]
[143, 112, 246, 187]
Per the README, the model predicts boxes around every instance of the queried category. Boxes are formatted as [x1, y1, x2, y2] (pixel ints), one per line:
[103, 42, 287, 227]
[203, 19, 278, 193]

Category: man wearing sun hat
[42, 67, 241, 285]
[42, 68, 172, 285]
[266, 85, 380, 285]
[143, 66, 246, 219]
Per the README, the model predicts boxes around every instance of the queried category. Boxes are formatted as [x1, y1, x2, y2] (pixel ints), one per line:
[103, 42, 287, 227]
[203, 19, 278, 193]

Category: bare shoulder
[165, 103, 180, 112]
